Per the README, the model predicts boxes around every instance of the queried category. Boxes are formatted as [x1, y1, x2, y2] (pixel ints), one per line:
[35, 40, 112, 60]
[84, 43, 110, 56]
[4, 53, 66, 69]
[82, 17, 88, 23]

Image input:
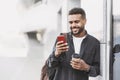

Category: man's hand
[70, 58, 90, 71]
[55, 41, 69, 57]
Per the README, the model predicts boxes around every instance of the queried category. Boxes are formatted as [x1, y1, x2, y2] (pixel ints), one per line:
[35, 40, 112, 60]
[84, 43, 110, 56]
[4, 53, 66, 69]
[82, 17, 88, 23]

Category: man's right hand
[55, 41, 69, 57]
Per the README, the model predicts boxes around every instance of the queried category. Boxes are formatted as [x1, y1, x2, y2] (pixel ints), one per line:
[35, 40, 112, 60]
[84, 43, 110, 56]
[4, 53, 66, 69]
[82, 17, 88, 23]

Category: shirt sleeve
[88, 42, 100, 77]
[47, 39, 62, 68]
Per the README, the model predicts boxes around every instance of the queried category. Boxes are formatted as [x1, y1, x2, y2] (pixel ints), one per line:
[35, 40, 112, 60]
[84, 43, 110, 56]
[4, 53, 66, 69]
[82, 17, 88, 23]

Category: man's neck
[74, 30, 86, 38]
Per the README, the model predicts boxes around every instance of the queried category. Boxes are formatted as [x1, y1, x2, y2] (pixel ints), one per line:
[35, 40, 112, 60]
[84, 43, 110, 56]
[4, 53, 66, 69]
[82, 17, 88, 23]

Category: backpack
[41, 60, 56, 80]
[47, 66, 56, 80]
[41, 61, 48, 80]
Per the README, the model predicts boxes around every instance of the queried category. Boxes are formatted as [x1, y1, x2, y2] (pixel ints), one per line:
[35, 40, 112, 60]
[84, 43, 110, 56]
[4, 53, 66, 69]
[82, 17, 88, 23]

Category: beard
[70, 26, 84, 36]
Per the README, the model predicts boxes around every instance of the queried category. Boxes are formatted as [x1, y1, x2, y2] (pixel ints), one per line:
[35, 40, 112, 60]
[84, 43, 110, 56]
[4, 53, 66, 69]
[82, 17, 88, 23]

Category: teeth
[73, 28, 78, 31]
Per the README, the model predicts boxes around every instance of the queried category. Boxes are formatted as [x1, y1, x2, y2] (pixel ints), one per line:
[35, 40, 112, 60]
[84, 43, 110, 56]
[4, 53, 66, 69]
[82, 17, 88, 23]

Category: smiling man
[47, 7, 100, 80]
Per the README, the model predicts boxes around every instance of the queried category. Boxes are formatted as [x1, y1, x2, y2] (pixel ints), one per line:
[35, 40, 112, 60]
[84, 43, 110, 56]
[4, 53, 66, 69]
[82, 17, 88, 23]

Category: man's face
[68, 14, 86, 36]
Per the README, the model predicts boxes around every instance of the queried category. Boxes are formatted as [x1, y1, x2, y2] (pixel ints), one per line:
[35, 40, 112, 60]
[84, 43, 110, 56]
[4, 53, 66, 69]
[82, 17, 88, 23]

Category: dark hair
[68, 7, 86, 19]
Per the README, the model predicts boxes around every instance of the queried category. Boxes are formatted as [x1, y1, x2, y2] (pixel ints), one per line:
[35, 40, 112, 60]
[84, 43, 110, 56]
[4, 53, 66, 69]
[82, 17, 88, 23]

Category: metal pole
[102, 0, 112, 80]
[106, 0, 113, 80]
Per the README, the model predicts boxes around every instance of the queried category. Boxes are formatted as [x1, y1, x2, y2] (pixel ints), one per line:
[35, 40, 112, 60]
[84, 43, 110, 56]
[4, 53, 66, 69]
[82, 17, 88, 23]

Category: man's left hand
[70, 58, 90, 71]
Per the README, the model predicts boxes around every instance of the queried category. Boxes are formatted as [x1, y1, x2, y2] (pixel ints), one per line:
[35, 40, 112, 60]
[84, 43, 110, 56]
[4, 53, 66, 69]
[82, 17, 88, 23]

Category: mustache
[70, 26, 80, 29]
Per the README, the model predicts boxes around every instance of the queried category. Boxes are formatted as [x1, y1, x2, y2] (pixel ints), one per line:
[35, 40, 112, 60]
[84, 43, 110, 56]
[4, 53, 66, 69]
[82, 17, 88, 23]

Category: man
[47, 7, 100, 80]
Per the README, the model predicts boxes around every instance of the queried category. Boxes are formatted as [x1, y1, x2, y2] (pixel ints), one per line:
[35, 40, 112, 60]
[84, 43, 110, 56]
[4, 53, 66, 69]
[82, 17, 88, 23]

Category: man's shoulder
[87, 34, 100, 43]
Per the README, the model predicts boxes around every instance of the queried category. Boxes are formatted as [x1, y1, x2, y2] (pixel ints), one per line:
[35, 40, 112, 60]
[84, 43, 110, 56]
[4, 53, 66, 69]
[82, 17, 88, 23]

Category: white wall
[0, 0, 58, 80]
[81, 0, 104, 41]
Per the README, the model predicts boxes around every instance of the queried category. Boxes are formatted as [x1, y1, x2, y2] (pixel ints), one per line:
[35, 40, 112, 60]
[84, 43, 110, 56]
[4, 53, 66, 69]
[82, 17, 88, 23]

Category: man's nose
[71, 22, 76, 27]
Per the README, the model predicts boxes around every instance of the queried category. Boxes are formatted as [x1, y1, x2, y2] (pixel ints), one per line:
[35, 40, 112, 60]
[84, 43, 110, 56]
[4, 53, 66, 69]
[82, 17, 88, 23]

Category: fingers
[71, 64, 82, 70]
[55, 41, 69, 57]
[71, 58, 80, 62]
[70, 58, 81, 70]
[70, 59, 87, 70]
[56, 45, 69, 51]
[56, 41, 69, 51]
[57, 41, 68, 47]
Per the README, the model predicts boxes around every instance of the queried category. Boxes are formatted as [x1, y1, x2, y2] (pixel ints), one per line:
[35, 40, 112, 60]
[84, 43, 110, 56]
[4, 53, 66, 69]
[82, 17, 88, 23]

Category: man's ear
[83, 19, 87, 25]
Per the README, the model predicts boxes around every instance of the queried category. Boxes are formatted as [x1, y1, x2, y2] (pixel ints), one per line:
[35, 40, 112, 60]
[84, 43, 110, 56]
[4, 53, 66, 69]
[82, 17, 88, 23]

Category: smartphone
[57, 35, 66, 43]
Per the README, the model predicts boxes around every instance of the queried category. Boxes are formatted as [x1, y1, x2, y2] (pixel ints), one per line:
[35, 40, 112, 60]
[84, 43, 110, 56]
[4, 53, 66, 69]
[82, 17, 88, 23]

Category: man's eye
[69, 21, 73, 24]
[75, 21, 79, 23]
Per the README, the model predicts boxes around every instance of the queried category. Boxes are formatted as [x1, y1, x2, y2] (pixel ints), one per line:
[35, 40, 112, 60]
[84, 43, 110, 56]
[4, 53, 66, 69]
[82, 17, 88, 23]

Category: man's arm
[88, 43, 100, 76]
[47, 39, 69, 68]
[70, 42, 100, 77]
